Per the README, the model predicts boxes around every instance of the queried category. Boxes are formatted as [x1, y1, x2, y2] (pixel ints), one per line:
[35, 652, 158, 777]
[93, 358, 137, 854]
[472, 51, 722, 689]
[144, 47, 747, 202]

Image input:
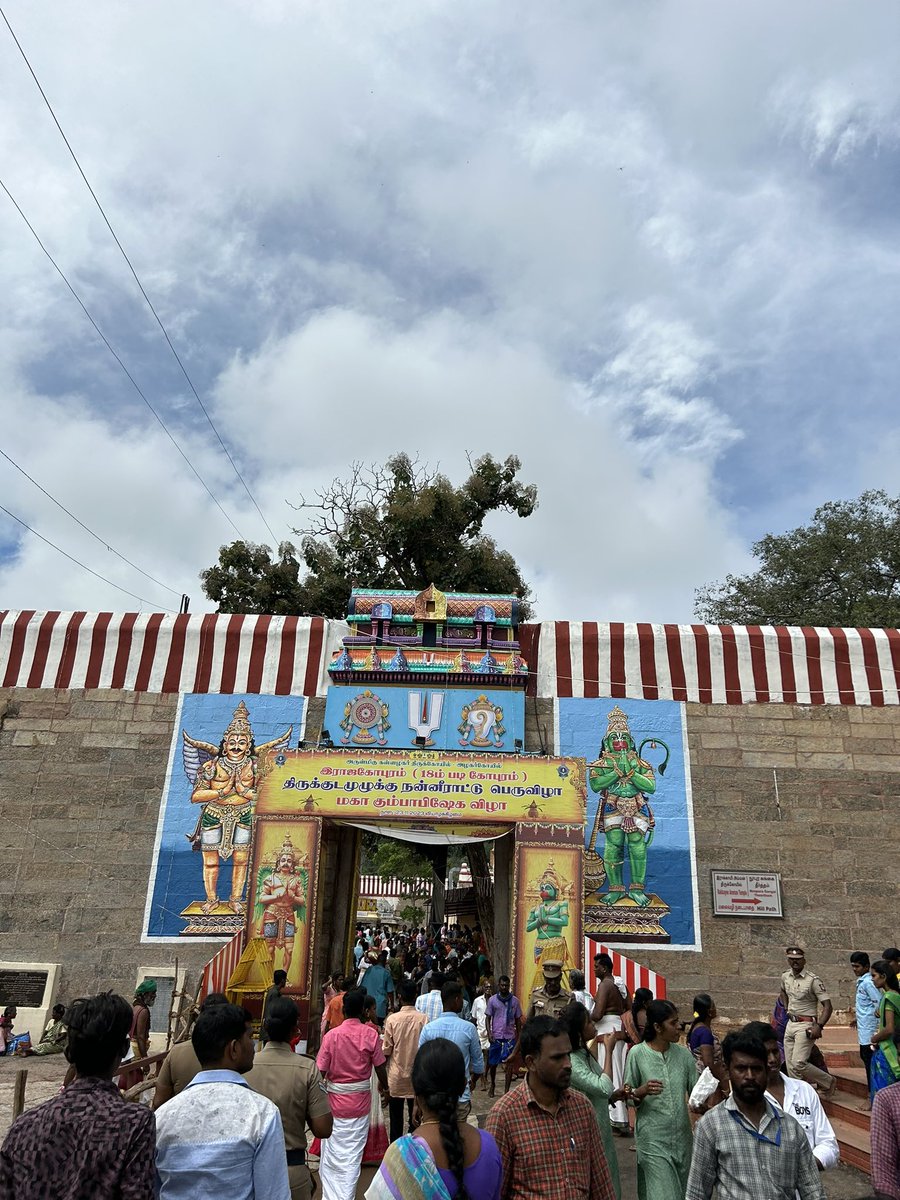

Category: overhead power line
[0, 4, 280, 546]
[0, 446, 185, 599]
[0, 502, 165, 608]
[0, 177, 245, 540]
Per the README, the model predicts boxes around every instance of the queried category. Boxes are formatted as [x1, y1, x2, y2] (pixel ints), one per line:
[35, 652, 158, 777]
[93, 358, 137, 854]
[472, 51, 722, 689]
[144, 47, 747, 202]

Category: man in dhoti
[592, 951, 629, 1134]
[316, 988, 388, 1200]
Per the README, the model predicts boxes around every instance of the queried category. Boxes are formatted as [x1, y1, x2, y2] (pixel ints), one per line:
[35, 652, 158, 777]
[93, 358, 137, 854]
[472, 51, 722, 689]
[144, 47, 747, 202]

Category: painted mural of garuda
[183, 701, 292, 915]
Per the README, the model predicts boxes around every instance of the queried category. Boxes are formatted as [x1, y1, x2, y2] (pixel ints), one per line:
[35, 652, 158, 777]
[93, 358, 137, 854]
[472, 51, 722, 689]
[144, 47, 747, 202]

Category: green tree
[361, 832, 433, 924]
[695, 490, 900, 627]
[199, 540, 307, 615]
[200, 453, 538, 617]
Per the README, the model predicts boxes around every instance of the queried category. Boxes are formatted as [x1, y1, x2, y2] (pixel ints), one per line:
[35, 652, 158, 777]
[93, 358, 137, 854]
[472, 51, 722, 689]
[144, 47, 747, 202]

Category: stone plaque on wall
[0, 968, 49, 1008]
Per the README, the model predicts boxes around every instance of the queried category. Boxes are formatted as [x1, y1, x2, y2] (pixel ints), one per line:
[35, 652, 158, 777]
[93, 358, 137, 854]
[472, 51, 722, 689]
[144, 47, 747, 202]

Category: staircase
[819, 1027, 870, 1172]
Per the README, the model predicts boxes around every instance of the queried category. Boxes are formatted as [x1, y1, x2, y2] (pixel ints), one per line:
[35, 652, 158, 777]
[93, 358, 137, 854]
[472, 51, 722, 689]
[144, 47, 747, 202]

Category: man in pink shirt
[316, 988, 388, 1200]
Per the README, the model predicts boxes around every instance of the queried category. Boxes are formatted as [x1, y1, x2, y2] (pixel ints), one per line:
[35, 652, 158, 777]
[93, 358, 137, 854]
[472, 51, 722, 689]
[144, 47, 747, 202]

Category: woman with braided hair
[366, 1037, 501, 1200]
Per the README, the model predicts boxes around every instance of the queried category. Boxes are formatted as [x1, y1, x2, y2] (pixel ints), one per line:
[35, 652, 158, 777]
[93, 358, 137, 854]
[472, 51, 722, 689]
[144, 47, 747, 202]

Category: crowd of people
[1, 928, 899, 1200]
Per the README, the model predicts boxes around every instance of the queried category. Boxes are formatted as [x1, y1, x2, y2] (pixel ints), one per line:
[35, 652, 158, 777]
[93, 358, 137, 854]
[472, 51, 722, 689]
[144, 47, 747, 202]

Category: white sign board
[711, 871, 783, 918]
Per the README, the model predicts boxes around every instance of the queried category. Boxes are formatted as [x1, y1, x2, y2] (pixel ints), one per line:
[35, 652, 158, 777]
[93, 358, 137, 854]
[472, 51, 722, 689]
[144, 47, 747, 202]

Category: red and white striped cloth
[533, 620, 900, 706]
[3, 610, 900, 705]
[0, 611, 344, 696]
[584, 938, 667, 1000]
[200, 930, 246, 999]
[358, 875, 432, 898]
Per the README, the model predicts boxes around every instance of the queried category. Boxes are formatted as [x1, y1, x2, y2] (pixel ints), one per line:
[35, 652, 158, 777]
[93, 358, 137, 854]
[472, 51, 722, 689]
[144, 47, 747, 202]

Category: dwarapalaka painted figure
[587, 706, 669, 908]
[256, 835, 309, 975]
[182, 702, 292, 915]
[526, 863, 571, 987]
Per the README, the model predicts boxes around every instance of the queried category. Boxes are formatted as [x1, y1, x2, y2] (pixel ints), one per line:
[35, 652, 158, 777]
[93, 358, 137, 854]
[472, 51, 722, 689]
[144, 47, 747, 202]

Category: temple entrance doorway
[243, 746, 586, 1044]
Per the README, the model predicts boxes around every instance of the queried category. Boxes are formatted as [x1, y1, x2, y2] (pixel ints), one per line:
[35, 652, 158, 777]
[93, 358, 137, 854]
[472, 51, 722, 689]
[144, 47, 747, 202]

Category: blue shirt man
[856, 969, 882, 1043]
[418, 982, 484, 1104]
[851, 952, 882, 1090]
[155, 1003, 289, 1200]
[361, 959, 395, 1022]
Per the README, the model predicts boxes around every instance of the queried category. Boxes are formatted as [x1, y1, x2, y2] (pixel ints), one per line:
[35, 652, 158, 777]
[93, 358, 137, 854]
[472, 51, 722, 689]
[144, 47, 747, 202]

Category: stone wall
[647, 702, 900, 1024]
[0, 688, 209, 1005]
[1, 687, 897, 1025]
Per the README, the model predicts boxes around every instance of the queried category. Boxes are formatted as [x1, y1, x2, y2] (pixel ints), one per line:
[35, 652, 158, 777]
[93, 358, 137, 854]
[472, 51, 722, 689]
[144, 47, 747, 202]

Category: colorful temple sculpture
[328, 584, 528, 685]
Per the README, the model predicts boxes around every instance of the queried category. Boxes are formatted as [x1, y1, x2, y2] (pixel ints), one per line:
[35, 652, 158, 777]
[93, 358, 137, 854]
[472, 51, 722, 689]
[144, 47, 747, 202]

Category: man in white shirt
[155, 1003, 290, 1200]
[743, 1021, 839, 1171]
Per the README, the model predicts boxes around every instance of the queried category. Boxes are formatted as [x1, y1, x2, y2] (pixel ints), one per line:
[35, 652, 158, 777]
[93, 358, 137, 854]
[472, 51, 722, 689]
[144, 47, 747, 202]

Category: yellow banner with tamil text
[257, 749, 585, 825]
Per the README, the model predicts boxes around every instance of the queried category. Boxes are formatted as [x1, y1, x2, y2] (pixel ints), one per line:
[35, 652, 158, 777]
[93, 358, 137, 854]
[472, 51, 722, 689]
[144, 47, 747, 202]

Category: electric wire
[0, 4, 280, 545]
[0, 446, 185, 599]
[0, 177, 245, 540]
[0, 502, 165, 608]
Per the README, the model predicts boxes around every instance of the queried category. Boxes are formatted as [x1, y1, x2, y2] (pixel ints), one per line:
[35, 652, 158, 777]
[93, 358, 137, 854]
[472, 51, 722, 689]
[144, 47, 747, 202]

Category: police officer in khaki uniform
[246, 997, 334, 1200]
[779, 944, 836, 1096]
[526, 960, 572, 1020]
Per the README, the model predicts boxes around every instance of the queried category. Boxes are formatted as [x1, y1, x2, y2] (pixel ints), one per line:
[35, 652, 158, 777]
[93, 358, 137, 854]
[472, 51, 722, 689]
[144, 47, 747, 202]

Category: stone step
[829, 1115, 871, 1173]
[824, 1089, 870, 1132]
[819, 1027, 860, 1048]
[823, 1049, 858, 1067]
[830, 1064, 869, 1100]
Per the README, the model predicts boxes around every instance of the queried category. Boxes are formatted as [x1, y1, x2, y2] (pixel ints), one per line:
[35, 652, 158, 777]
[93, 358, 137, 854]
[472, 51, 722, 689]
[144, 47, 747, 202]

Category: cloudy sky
[2, 1, 900, 622]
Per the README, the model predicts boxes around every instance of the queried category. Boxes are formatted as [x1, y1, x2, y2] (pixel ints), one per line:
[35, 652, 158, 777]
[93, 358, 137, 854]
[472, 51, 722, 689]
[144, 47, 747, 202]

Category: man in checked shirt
[686, 1031, 824, 1200]
[486, 1015, 616, 1200]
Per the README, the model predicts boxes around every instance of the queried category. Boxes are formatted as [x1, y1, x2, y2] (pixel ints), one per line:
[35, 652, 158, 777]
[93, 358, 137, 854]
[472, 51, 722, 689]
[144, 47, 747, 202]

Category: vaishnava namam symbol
[408, 691, 444, 746]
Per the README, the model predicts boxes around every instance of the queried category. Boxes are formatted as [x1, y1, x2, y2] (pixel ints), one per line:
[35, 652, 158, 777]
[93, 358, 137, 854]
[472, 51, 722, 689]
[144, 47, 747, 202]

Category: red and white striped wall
[202, 931, 668, 1001]
[3, 610, 900, 705]
[584, 937, 667, 1000]
[200, 930, 246, 997]
[0, 611, 344, 696]
[358, 875, 432, 898]
[531, 620, 900, 706]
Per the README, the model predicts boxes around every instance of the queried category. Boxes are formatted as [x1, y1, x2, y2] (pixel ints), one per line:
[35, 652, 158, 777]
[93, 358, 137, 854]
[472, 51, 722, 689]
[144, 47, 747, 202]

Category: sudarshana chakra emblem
[339, 690, 390, 745]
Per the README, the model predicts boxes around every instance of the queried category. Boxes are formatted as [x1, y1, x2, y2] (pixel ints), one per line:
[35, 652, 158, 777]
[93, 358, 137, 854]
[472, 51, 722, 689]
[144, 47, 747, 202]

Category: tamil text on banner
[257, 749, 585, 826]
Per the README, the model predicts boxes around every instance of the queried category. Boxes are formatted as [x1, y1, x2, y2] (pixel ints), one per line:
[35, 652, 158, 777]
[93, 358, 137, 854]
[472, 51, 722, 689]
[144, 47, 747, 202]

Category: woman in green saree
[623, 999, 695, 1200]
[869, 959, 900, 1099]
[561, 1000, 629, 1198]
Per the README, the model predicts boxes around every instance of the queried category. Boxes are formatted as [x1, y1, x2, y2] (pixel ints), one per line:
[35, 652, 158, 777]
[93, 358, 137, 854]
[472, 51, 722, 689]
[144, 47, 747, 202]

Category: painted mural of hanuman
[183, 702, 292, 915]
[587, 706, 669, 908]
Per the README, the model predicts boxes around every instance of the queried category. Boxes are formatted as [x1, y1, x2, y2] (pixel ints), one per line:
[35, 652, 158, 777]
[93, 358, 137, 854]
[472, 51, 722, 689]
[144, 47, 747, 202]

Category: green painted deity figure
[587, 706, 669, 908]
[526, 864, 571, 986]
